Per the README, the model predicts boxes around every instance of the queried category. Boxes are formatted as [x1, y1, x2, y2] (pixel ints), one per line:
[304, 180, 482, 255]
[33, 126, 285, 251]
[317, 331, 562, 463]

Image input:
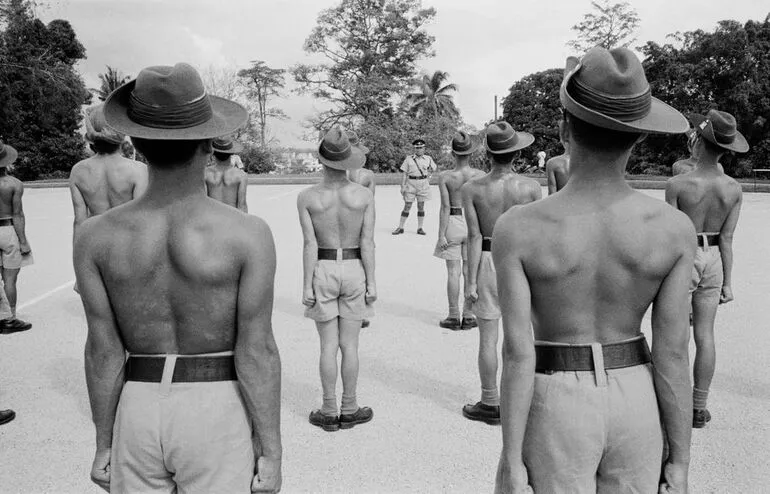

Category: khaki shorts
[474, 251, 500, 319]
[304, 259, 374, 322]
[111, 357, 254, 493]
[433, 214, 468, 261]
[0, 225, 21, 269]
[690, 244, 723, 304]
[524, 361, 663, 493]
[402, 178, 431, 202]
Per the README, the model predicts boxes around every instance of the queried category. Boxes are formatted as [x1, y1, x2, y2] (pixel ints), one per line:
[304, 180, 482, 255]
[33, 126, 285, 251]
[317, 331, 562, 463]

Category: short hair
[213, 152, 231, 162]
[132, 138, 203, 167]
[565, 111, 641, 152]
[487, 150, 519, 165]
[91, 140, 121, 155]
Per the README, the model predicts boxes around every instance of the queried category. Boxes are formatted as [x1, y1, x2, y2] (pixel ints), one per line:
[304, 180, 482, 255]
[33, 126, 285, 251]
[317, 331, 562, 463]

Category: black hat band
[128, 91, 213, 129]
[319, 143, 351, 162]
[569, 77, 651, 122]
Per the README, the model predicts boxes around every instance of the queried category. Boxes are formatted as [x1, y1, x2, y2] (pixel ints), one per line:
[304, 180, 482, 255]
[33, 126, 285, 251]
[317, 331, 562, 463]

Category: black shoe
[361, 319, 370, 329]
[693, 408, 711, 428]
[0, 318, 32, 334]
[439, 317, 462, 330]
[462, 401, 500, 425]
[339, 406, 373, 430]
[416, 228, 426, 235]
[461, 317, 478, 330]
[309, 410, 340, 432]
[0, 409, 16, 425]
[392, 227, 404, 235]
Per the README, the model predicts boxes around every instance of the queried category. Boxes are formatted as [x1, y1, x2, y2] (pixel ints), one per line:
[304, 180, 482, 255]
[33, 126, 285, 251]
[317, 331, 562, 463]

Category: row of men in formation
[1, 44, 748, 493]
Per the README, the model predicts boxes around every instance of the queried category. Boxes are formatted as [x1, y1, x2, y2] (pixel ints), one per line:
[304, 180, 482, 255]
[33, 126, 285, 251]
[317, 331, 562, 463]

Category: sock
[693, 387, 709, 410]
[481, 387, 500, 407]
[341, 393, 358, 415]
[448, 305, 460, 319]
[321, 393, 338, 416]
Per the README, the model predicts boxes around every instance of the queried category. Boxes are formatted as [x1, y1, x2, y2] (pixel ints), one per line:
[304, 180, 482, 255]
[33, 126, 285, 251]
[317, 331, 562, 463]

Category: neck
[0, 169, 7, 177]
[144, 157, 208, 205]
[454, 156, 469, 169]
[322, 167, 350, 185]
[214, 158, 232, 168]
[696, 148, 721, 169]
[489, 161, 513, 176]
[563, 143, 631, 192]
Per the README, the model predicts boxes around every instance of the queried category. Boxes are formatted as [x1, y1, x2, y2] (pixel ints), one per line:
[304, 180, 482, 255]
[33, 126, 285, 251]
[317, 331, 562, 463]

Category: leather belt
[535, 337, 651, 373]
[125, 355, 237, 383]
[697, 233, 719, 247]
[450, 207, 462, 216]
[318, 248, 361, 260]
[0, 218, 12, 227]
[408, 175, 427, 180]
[482, 237, 492, 252]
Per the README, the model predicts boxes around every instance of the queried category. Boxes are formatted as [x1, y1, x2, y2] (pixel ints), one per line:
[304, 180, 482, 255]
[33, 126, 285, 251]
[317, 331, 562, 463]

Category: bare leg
[417, 202, 426, 230]
[338, 317, 362, 414]
[692, 292, 719, 399]
[478, 318, 500, 406]
[316, 319, 340, 416]
[461, 260, 475, 319]
[445, 260, 461, 318]
[2, 268, 19, 317]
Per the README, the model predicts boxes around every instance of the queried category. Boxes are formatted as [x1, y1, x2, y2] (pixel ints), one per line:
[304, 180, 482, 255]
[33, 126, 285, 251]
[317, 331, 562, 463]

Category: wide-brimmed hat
[85, 104, 124, 145]
[212, 136, 244, 154]
[690, 110, 749, 153]
[0, 141, 18, 168]
[318, 127, 365, 171]
[412, 138, 426, 148]
[345, 130, 370, 155]
[451, 131, 477, 155]
[560, 47, 688, 135]
[485, 122, 534, 154]
[103, 63, 248, 140]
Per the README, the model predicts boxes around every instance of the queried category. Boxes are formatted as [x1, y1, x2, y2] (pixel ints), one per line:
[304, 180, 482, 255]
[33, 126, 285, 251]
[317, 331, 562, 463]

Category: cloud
[182, 27, 227, 68]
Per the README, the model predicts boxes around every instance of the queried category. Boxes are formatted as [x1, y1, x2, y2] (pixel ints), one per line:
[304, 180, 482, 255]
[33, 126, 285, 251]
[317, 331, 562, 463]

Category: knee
[339, 340, 358, 356]
[320, 342, 339, 357]
[447, 265, 461, 279]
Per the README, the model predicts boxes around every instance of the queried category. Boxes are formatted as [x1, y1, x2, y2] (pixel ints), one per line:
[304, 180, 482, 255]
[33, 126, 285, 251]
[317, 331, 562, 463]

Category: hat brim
[103, 80, 249, 140]
[0, 145, 18, 168]
[452, 145, 477, 156]
[485, 132, 534, 154]
[319, 146, 366, 171]
[213, 141, 244, 154]
[560, 66, 689, 135]
[355, 143, 370, 155]
[689, 114, 749, 153]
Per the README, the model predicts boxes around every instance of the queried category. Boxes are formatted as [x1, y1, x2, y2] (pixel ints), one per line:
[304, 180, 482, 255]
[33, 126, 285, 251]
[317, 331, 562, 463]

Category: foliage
[238, 60, 286, 148]
[406, 70, 459, 119]
[201, 64, 258, 144]
[241, 144, 276, 174]
[292, 0, 436, 129]
[568, 0, 640, 53]
[92, 65, 129, 101]
[0, 0, 90, 180]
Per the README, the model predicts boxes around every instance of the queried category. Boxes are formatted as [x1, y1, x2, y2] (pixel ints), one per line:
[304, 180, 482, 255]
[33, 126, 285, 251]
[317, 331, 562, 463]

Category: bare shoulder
[635, 191, 695, 241]
[297, 183, 320, 205]
[347, 181, 373, 203]
[493, 201, 542, 252]
[515, 174, 541, 192]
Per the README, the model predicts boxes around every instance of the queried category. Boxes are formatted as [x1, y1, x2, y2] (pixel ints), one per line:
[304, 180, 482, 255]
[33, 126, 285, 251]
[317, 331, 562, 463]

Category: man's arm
[237, 172, 249, 213]
[70, 181, 89, 244]
[360, 191, 377, 303]
[235, 218, 282, 492]
[11, 182, 29, 253]
[366, 171, 376, 196]
[492, 212, 535, 493]
[75, 221, 126, 491]
[437, 174, 450, 247]
[529, 180, 543, 203]
[297, 192, 318, 307]
[545, 160, 557, 195]
[651, 218, 695, 492]
[462, 184, 482, 301]
[718, 188, 742, 303]
[132, 163, 148, 199]
[399, 158, 410, 192]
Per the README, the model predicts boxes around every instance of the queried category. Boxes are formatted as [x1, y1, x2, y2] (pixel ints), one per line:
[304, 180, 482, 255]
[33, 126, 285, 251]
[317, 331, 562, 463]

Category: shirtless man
[434, 131, 484, 330]
[205, 136, 248, 212]
[545, 129, 570, 194]
[78, 63, 281, 493]
[666, 109, 747, 429]
[493, 48, 693, 493]
[672, 129, 725, 176]
[461, 122, 541, 424]
[0, 141, 32, 332]
[298, 127, 376, 432]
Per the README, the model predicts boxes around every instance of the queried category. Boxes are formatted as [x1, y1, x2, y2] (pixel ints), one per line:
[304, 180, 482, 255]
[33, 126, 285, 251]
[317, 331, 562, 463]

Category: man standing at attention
[461, 122, 541, 423]
[392, 138, 436, 235]
[666, 109, 746, 429]
[78, 63, 282, 493]
[545, 121, 571, 194]
[298, 127, 376, 432]
[205, 136, 249, 212]
[494, 48, 694, 493]
[433, 131, 483, 330]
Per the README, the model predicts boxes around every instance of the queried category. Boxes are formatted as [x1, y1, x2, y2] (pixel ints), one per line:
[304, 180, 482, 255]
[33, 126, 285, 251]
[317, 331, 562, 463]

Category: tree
[568, 0, 640, 53]
[92, 65, 130, 101]
[292, 0, 436, 129]
[0, 0, 90, 180]
[238, 60, 286, 148]
[201, 64, 259, 144]
[406, 70, 459, 119]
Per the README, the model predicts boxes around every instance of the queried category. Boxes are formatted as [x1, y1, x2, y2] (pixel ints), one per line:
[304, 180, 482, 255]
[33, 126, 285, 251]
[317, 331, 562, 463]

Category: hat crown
[486, 122, 518, 151]
[213, 137, 233, 150]
[133, 63, 206, 107]
[86, 104, 124, 145]
[345, 130, 360, 146]
[319, 127, 352, 161]
[705, 109, 738, 141]
[575, 47, 649, 99]
[452, 131, 473, 153]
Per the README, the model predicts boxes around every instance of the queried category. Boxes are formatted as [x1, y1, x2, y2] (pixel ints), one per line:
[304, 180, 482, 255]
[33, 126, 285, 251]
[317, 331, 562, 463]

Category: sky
[38, 0, 770, 148]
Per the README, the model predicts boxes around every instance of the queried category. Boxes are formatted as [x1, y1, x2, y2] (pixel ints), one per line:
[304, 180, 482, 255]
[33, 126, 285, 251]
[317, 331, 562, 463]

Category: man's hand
[659, 461, 688, 493]
[302, 287, 315, 307]
[90, 448, 111, 492]
[365, 284, 377, 305]
[719, 285, 734, 304]
[252, 456, 282, 493]
[19, 240, 31, 255]
[466, 283, 478, 304]
[437, 235, 448, 250]
[494, 458, 533, 494]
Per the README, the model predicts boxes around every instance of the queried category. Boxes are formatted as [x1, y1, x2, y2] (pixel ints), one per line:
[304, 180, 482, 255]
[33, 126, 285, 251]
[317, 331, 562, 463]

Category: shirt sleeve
[428, 156, 437, 171]
[400, 157, 411, 173]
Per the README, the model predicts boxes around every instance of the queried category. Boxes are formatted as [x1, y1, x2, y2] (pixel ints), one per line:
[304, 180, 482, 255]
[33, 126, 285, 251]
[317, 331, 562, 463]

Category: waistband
[125, 354, 237, 383]
[0, 218, 12, 227]
[535, 335, 651, 373]
[696, 233, 719, 248]
[450, 207, 462, 216]
[482, 237, 492, 252]
[408, 175, 427, 180]
[318, 247, 361, 261]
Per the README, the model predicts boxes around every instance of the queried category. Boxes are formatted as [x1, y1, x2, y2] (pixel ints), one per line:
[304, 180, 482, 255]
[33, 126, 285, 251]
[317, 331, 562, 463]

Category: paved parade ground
[1, 184, 769, 493]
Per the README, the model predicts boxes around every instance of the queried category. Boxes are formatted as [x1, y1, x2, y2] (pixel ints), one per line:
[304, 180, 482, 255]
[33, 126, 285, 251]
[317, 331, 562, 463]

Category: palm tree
[406, 70, 459, 119]
[92, 66, 130, 101]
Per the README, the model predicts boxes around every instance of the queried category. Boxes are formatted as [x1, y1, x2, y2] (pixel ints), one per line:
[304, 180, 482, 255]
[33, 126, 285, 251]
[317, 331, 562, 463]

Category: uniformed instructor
[392, 138, 437, 236]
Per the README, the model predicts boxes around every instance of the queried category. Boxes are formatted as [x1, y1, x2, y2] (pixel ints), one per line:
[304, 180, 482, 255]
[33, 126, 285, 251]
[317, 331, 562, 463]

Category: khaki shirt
[400, 154, 436, 178]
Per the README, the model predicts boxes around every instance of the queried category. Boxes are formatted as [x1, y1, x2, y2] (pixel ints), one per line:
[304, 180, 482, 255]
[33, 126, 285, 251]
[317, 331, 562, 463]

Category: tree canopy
[406, 70, 459, 119]
[92, 65, 130, 101]
[568, 0, 640, 53]
[238, 60, 286, 148]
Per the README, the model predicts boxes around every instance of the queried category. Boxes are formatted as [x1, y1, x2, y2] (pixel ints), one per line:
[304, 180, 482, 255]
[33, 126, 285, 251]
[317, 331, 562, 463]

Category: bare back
[205, 164, 247, 208]
[441, 166, 484, 207]
[299, 182, 372, 248]
[0, 175, 22, 217]
[465, 171, 541, 237]
[671, 158, 695, 176]
[84, 197, 267, 354]
[502, 189, 694, 343]
[70, 154, 147, 216]
[667, 170, 741, 232]
[348, 168, 375, 194]
[546, 154, 570, 194]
